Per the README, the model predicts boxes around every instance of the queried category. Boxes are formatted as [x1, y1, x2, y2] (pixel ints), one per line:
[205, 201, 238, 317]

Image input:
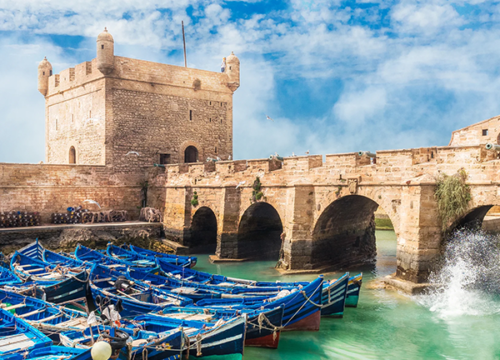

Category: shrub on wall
[434, 169, 471, 231]
[251, 177, 264, 203]
[191, 191, 199, 207]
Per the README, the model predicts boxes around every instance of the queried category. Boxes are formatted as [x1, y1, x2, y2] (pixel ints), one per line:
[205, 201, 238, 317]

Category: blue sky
[1, 0, 500, 163]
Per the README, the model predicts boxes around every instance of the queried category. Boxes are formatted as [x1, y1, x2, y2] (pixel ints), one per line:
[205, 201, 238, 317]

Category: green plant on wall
[191, 191, 199, 207]
[251, 177, 264, 203]
[434, 169, 471, 231]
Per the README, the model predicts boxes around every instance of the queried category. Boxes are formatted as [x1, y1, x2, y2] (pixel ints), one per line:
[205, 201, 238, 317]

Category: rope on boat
[142, 347, 148, 360]
[196, 333, 203, 356]
[257, 312, 279, 341]
[282, 281, 323, 328]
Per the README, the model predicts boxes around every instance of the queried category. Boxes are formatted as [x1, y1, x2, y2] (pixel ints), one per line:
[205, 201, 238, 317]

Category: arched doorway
[312, 195, 382, 270]
[237, 202, 283, 260]
[185, 146, 198, 163]
[69, 146, 76, 164]
[190, 207, 217, 253]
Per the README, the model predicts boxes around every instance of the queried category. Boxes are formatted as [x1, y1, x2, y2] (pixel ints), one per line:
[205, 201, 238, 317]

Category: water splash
[417, 229, 500, 318]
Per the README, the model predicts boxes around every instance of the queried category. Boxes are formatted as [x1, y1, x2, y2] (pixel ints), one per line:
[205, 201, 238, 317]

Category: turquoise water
[193, 230, 500, 360]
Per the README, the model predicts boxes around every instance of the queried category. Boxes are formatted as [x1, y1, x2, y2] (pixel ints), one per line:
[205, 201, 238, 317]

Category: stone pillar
[284, 185, 315, 270]
[396, 184, 442, 283]
[163, 186, 191, 245]
[216, 187, 241, 259]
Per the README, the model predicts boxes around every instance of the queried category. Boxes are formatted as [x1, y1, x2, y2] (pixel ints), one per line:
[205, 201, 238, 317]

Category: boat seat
[0, 334, 35, 352]
[18, 308, 46, 318]
[2, 304, 27, 311]
[37, 313, 64, 323]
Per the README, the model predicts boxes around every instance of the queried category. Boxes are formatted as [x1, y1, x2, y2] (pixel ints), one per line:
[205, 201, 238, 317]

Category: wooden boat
[130, 314, 246, 359]
[2, 346, 92, 360]
[89, 264, 192, 318]
[128, 244, 197, 268]
[0, 307, 52, 356]
[196, 276, 324, 331]
[0, 289, 88, 339]
[127, 267, 223, 302]
[320, 273, 349, 317]
[345, 273, 363, 307]
[43, 248, 87, 269]
[155, 305, 284, 349]
[0, 265, 22, 286]
[75, 244, 159, 272]
[17, 239, 44, 260]
[60, 324, 183, 360]
[127, 268, 284, 302]
[106, 244, 157, 268]
[10, 251, 81, 283]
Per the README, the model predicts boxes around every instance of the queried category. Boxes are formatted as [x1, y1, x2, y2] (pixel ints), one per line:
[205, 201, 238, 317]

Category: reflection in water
[193, 230, 500, 360]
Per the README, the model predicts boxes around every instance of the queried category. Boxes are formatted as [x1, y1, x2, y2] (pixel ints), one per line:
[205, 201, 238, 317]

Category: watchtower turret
[37, 57, 52, 96]
[225, 52, 240, 92]
[96, 28, 114, 75]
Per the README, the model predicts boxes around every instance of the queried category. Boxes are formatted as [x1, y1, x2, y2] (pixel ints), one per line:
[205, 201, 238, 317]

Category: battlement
[46, 56, 234, 98]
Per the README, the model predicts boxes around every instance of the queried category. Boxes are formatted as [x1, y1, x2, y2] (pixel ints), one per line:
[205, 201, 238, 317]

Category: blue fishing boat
[10, 251, 81, 283]
[0, 266, 22, 286]
[0, 289, 88, 339]
[2, 346, 92, 360]
[320, 273, 349, 317]
[43, 248, 87, 269]
[127, 267, 223, 301]
[127, 268, 285, 301]
[106, 244, 157, 268]
[130, 314, 246, 359]
[196, 276, 324, 331]
[17, 239, 44, 260]
[128, 244, 197, 268]
[60, 324, 183, 360]
[0, 307, 52, 356]
[345, 273, 363, 307]
[155, 305, 285, 349]
[89, 264, 192, 318]
[76, 244, 159, 272]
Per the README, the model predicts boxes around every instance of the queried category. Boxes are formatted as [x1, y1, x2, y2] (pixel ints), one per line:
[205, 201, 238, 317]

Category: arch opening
[184, 146, 198, 163]
[312, 195, 383, 270]
[190, 207, 217, 253]
[69, 146, 76, 164]
[237, 202, 283, 260]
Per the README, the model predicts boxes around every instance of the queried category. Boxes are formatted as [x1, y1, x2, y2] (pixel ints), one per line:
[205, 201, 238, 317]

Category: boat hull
[345, 274, 362, 308]
[320, 274, 349, 317]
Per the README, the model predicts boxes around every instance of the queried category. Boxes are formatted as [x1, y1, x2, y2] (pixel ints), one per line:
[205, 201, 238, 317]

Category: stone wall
[0, 163, 166, 223]
[449, 115, 500, 146]
[109, 88, 231, 169]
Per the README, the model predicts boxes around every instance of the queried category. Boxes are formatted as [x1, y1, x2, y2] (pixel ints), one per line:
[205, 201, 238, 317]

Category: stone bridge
[162, 135, 500, 284]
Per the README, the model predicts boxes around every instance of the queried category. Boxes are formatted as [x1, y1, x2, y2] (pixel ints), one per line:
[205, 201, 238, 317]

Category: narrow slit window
[43, 71, 45, 75]
[189, 110, 193, 121]
[101, 45, 104, 49]
[431, 151, 434, 159]
[209, 118, 211, 122]
[215, 147, 218, 154]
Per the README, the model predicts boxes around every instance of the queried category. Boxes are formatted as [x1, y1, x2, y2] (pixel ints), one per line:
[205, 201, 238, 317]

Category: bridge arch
[311, 194, 396, 270]
[237, 202, 283, 260]
[189, 206, 217, 253]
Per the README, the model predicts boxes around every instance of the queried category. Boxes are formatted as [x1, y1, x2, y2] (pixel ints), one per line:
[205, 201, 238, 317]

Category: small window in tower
[483, 129, 488, 136]
[43, 71, 45, 76]
[221, 119, 223, 124]
[210, 101, 212, 105]
[431, 151, 434, 159]
[50, 70, 52, 76]
[229, 66, 232, 70]
[215, 147, 218, 154]
[189, 110, 193, 121]
[159, 154, 171, 165]
[101, 45, 104, 49]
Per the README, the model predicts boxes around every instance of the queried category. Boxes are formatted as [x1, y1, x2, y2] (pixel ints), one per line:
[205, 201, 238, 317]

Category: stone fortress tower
[38, 28, 240, 168]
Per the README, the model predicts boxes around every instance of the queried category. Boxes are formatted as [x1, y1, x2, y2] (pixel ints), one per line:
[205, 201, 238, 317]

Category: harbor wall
[0, 163, 166, 223]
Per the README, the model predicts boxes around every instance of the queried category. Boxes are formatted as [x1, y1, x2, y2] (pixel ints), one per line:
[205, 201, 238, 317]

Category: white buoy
[91, 341, 112, 360]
